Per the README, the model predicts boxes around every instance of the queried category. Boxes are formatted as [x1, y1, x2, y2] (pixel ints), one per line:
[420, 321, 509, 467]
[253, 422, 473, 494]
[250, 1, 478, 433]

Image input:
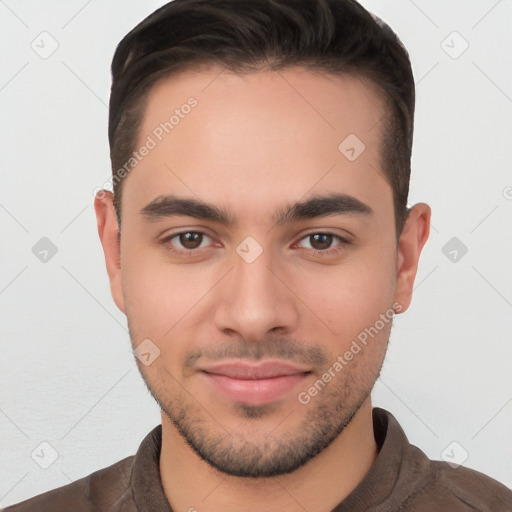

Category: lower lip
[201, 372, 310, 406]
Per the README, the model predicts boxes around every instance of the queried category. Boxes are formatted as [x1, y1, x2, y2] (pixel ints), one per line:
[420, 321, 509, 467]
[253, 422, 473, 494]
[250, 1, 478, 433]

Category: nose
[213, 244, 300, 342]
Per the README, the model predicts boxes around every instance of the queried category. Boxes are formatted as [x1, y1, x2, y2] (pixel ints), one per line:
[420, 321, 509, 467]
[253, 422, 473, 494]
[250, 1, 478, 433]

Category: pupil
[180, 232, 202, 249]
[312, 233, 332, 250]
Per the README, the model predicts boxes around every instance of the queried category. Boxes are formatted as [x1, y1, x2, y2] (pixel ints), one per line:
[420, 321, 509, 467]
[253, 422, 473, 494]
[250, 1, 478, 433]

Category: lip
[199, 360, 311, 406]
[201, 361, 311, 379]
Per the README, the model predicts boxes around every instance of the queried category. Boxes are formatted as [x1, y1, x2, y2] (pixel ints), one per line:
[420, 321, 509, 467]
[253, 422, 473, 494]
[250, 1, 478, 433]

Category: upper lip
[200, 361, 311, 379]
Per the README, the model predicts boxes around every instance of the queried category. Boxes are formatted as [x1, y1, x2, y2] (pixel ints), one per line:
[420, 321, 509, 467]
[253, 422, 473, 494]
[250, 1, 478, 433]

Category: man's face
[99, 66, 424, 477]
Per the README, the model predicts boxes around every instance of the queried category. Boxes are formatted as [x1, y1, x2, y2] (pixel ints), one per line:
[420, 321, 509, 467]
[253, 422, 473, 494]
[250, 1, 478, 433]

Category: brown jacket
[3, 408, 512, 511]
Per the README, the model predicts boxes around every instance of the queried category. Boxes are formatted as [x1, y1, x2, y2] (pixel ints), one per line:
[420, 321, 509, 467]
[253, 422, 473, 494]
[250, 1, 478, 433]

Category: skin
[95, 66, 430, 512]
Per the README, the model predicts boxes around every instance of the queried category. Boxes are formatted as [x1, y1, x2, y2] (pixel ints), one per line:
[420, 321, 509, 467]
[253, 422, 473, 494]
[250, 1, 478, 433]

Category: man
[4, 0, 512, 510]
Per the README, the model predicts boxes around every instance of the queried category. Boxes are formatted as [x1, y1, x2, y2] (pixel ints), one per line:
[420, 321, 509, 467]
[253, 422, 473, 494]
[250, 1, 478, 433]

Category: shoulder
[370, 408, 512, 511]
[401, 443, 512, 511]
[1, 455, 135, 512]
[425, 459, 512, 511]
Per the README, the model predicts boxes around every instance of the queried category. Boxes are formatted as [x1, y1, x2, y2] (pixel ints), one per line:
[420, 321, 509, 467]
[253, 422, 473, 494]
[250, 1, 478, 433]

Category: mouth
[199, 360, 312, 406]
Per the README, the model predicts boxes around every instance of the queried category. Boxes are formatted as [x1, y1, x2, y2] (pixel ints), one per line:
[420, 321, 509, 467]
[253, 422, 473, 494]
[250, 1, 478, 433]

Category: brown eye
[296, 232, 348, 255]
[161, 231, 215, 255]
[179, 232, 203, 249]
[309, 233, 333, 250]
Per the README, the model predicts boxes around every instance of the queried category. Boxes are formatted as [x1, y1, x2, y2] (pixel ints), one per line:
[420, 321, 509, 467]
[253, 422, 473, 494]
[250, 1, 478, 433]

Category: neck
[159, 398, 377, 512]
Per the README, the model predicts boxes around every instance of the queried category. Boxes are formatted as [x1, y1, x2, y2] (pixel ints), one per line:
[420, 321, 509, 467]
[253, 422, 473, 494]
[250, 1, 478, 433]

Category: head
[96, 0, 430, 478]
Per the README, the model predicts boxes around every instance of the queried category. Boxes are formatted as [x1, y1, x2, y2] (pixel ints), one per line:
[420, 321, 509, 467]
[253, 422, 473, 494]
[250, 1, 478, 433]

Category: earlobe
[394, 203, 431, 313]
[94, 191, 125, 313]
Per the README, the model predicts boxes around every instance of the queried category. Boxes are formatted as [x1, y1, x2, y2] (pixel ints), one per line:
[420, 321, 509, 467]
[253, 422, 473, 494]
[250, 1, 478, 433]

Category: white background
[1, 0, 511, 507]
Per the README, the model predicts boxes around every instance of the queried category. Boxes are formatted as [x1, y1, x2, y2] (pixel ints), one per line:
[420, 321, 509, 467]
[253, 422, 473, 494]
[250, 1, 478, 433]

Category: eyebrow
[140, 192, 372, 226]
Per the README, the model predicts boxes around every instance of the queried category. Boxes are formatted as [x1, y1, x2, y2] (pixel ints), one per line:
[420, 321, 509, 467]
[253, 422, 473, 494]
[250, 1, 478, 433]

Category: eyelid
[295, 227, 354, 244]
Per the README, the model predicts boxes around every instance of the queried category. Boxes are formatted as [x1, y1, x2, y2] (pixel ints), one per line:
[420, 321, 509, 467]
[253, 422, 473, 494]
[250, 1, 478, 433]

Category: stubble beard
[136, 355, 384, 478]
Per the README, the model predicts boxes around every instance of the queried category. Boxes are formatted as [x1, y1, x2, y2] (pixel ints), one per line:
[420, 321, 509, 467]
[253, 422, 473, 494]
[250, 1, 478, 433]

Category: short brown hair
[109, 0, 415, 235]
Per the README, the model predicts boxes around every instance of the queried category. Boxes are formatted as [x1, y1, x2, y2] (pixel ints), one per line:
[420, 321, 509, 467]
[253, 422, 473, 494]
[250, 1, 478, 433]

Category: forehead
[122, 66, 392, 222]
[142, 65, 387, 142]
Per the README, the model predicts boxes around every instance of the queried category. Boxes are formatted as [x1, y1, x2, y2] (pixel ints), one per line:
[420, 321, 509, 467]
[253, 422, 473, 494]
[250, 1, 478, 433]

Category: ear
[394, 203, 431, 313]
[94, 191, 125, 313]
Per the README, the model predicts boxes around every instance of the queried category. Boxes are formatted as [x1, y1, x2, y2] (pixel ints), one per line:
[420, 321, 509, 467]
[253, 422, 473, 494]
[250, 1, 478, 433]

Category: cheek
[291, 247, 397, 342]
[120, 246, 214, 343]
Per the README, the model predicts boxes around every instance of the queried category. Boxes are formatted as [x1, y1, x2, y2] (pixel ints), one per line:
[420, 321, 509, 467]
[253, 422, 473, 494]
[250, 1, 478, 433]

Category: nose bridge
[213, 241, 299, 338]
[234, 247, 275, 300]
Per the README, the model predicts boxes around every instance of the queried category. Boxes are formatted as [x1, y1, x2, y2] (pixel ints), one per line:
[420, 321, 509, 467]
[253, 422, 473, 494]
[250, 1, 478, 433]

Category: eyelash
[160, 231, 350, 257]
